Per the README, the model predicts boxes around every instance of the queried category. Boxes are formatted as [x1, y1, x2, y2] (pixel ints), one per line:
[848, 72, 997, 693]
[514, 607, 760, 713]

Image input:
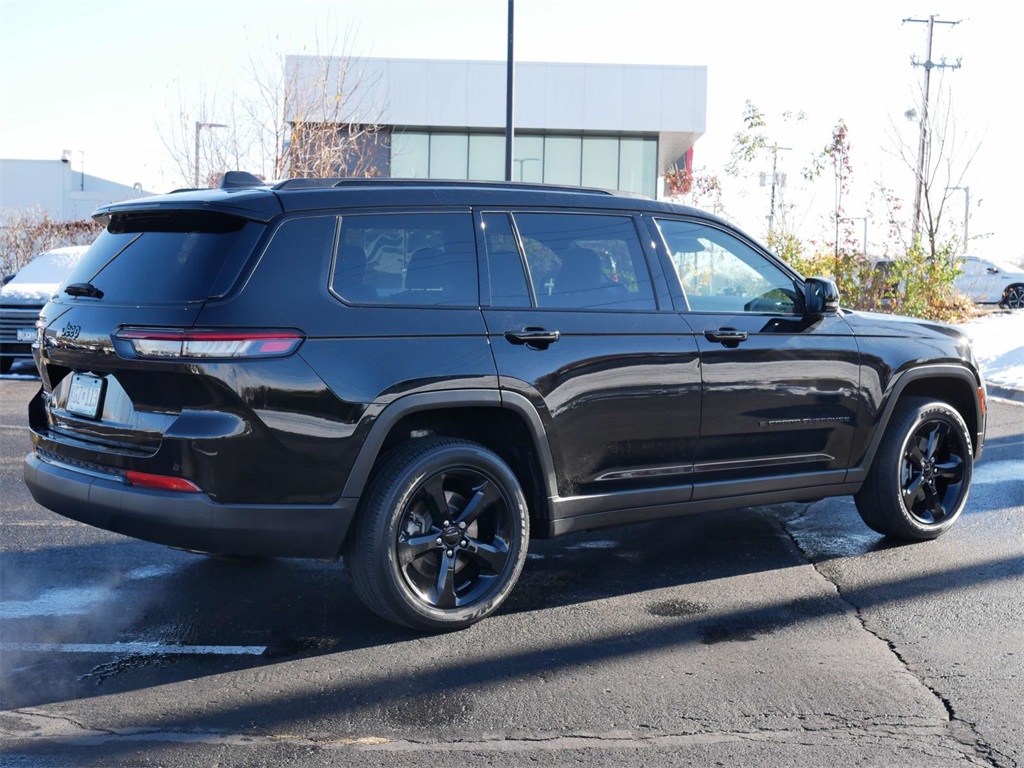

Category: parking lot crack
[6, 708, 117, 738]
[776, 511, 1015, 768]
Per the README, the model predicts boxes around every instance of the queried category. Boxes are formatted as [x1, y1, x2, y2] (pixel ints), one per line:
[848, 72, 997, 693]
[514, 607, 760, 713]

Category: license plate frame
[65, 374, 105, 420]
[16, 328, 35, 342]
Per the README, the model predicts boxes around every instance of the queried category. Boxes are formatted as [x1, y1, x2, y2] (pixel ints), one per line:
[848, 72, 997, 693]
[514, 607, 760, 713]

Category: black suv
[24, 175, 986, 630]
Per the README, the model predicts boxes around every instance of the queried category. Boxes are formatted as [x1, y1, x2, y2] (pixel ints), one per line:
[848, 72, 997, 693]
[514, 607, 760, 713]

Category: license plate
[17, 328, 35, 342]
[66, 374, 105, 420]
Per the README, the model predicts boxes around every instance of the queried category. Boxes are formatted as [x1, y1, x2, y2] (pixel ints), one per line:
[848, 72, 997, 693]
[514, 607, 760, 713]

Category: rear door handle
[704, 328, 749, 348]
[504, 327, 560, 348]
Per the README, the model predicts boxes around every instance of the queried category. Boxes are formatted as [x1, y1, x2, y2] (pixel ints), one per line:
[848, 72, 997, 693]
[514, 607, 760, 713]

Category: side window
[511, 212, 656, 310]
[481, 213, 530, 307]
[656, 219, 799, 314]
[331, 212, 478, 306]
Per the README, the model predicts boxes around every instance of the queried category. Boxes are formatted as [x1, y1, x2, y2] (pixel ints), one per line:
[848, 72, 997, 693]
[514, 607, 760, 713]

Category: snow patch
[958, 312, 1024, 392]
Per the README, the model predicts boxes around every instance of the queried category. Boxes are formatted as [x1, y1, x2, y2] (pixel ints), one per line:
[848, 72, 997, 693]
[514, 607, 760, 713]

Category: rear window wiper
[64, 282, 104, 299]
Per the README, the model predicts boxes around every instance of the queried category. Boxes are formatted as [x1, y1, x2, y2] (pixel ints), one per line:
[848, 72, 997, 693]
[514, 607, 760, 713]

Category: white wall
[1, 159, 151, 221]
[286, 56, 707, 135]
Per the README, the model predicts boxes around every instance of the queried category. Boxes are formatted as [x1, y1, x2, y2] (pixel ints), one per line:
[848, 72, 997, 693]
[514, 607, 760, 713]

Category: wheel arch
[1000, 282, 1024, 308]
[850, 363, 984, 483]
[341, 390, 558, 534]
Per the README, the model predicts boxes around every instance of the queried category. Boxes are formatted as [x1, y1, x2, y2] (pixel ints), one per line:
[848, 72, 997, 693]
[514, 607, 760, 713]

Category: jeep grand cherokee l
[23, 174, 986, 630]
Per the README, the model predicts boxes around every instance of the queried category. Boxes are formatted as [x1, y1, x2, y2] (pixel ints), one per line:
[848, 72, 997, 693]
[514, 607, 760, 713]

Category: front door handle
[504, 327, 560, 349]
[704, 328, 749, 348]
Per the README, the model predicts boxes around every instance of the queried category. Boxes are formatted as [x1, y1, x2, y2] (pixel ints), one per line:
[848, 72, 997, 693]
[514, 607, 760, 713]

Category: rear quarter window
[330, 212, 478, 307]
[64, 211, 264, 305]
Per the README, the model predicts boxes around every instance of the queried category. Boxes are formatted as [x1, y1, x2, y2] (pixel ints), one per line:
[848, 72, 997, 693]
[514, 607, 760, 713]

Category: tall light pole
[504, 0, 515, 182]
[946, 185, 970, 249]
[195, 122, 227, 188]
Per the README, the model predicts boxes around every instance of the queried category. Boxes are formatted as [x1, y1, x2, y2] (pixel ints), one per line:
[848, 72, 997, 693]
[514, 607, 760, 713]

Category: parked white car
[0, 246, 90, 373]
[956, 256, 1024, 310]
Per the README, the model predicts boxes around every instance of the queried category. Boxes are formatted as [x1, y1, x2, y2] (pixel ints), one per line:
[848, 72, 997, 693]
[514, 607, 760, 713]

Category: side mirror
[804, 277, 840, 316]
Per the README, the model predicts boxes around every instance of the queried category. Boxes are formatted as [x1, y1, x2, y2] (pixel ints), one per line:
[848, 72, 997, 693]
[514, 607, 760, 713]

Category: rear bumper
[23, 452, 356, 559]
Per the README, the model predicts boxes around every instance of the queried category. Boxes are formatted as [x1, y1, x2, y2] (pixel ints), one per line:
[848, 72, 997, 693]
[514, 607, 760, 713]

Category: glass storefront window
[618, 137, 657, 198]
[581, 137, 619, 190]
[390, 132, 429, 178]
[513, 135, 544, 183]
[543, 136, 582, 186]
[391, 130, 658, 197]
[429, 133, 469, 179]
[469, 134, 505, 181]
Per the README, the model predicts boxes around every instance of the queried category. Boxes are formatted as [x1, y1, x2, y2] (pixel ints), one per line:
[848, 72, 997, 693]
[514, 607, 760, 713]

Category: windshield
[988, 259, 1024, 274]
[9, 247, 89, 286]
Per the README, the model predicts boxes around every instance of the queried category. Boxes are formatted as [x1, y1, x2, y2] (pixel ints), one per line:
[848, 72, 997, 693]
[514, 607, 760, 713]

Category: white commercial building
[1, 159, 150, 222]
[286, 57, 707, 199]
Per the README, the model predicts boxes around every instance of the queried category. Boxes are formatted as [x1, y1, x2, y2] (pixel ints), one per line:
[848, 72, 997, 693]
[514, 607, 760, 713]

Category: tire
[347, 438, 529, 631]
[855, 397, 973, 541]
[0, 357, 13, 375]
[1000, 284, 1024, 310]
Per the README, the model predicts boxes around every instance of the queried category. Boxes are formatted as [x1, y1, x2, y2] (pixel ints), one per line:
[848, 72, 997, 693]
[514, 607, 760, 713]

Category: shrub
[781, 240, 975, 324]
[0, 208, 103, 277]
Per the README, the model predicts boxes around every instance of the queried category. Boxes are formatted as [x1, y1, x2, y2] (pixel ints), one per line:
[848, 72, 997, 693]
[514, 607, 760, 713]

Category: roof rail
[271, 177, 616, 196]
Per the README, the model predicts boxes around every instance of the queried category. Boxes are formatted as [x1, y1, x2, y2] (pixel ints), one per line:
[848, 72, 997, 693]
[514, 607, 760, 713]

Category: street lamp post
[195, 122, 228, 188]
[504, 0, 515, 182]
[512, 157, 540, 182]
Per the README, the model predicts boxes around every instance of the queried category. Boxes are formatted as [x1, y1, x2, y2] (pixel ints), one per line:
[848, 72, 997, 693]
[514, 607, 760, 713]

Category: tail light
[115, 328, 303, 360]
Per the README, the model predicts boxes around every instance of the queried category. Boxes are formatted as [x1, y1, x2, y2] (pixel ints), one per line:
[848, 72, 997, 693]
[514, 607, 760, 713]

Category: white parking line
[0, 642, 266, 656]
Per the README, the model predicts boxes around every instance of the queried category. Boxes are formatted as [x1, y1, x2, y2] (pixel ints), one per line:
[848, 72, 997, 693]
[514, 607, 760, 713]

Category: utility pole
[904, 15, 961, 244]
[766, 144, 791, 237]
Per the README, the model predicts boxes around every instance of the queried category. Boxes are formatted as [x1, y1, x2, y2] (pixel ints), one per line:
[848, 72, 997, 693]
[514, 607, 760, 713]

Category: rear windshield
[63, 211, 264, 304]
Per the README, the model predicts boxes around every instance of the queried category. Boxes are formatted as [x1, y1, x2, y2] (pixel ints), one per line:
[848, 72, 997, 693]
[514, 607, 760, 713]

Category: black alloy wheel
[348, 438, 529, 630]
[898, 417, 968, 526]
[1002, 285, 1024, 310]
[395, 467, 515, 610]
[855, 397, 974, 541]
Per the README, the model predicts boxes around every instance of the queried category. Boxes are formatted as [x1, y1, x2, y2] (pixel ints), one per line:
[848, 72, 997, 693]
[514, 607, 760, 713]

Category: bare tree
[159, 25, 386, 188]
[726, 101, 820, 244]
[889, 73, 980, 258]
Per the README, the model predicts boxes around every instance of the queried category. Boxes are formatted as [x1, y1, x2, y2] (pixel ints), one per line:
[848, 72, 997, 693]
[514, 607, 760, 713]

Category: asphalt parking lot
[1, 374, 1022, 767]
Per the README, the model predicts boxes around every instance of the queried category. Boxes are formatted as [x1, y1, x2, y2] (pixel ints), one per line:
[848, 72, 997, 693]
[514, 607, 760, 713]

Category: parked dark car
[0, 246, 89, 373]
[24, 174, 987, 630]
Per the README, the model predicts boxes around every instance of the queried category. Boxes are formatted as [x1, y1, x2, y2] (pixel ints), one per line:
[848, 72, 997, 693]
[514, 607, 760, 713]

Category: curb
[987, 383, 1024, 404]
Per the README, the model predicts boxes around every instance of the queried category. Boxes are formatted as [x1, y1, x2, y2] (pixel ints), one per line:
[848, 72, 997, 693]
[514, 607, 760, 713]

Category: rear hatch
[33, 206, 270, 458]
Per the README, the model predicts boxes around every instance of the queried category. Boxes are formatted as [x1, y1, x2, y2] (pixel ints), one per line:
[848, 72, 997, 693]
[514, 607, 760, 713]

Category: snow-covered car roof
[1, 246, 90, 305]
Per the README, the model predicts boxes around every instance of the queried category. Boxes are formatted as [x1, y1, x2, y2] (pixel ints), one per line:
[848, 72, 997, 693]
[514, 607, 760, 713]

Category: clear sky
[0, 0, 1017, 261]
